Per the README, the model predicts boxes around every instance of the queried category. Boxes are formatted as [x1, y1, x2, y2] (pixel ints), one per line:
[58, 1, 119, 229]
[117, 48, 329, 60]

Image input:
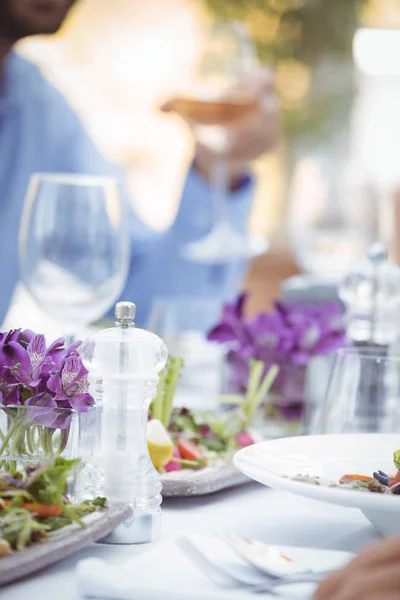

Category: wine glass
[19, 173, 130, 340]
[172, 21, 269, 263]
[311, 346, 400, 434]
[147, 297, 225, 409]
[287, 155, 372, 278]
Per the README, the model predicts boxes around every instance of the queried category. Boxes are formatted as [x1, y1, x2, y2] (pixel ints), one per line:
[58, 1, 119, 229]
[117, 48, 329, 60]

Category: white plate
[234, 433, 400, 535]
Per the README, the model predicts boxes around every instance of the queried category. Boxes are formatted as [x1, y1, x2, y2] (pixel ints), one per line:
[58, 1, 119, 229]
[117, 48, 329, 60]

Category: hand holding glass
[172, 21, 269, 263]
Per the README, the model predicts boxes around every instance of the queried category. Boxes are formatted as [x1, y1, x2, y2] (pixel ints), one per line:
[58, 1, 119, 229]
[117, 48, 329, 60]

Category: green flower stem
[241, 362, 279, 430]
[58, 428, 71, 455]
[0, 417, 27, 456]
[26, 427, 35, 454]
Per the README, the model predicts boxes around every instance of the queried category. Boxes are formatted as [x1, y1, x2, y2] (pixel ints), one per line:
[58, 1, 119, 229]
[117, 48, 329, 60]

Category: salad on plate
[0, 457, 106, 555]
[147, 356, 278, 474]
[291, 449, 400, 495]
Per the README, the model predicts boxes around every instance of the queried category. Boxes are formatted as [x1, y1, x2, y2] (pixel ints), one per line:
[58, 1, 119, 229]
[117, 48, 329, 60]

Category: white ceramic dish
[234, 433, 400, 535]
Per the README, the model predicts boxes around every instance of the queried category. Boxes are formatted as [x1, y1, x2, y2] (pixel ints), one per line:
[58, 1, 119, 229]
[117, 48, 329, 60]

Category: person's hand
[314, 536, 400, 600]
[161, 68, 280, 190]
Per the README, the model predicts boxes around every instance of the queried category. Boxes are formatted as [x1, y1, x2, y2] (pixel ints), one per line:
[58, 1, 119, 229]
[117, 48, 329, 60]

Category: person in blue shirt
[0, 0, 280, 326]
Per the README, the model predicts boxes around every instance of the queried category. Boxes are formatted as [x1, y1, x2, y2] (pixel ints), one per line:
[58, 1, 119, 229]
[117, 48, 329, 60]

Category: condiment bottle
[79, 301, 168, 543]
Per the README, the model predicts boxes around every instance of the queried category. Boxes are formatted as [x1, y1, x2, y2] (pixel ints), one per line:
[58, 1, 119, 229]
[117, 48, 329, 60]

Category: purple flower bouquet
[208, 293, 346, 426]
[0, 329, 94, 471]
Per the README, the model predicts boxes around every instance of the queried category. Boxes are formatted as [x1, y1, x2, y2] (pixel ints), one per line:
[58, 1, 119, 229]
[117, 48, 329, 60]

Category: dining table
[0, 293, 385, 599]
[2, 480, 382, 600]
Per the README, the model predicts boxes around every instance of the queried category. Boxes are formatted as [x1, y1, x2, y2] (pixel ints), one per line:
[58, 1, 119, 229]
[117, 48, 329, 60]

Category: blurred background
[15, 0, 400, 316]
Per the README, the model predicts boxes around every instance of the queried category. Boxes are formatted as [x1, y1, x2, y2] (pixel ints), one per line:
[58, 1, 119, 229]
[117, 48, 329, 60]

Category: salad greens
[149, 356, 278, 473]
[0, 457, 106, 554]
[160, 362, 279, 472]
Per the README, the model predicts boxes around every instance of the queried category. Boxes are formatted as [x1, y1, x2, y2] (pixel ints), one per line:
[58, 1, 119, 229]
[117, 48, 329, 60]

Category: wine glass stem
[211, 157, 229, 228]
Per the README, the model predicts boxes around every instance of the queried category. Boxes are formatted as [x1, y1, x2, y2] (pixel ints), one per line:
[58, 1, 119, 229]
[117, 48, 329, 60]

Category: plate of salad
[234, 433, 400, 535]
[0, 457, 131, 586]
[147, 357, 278, 496]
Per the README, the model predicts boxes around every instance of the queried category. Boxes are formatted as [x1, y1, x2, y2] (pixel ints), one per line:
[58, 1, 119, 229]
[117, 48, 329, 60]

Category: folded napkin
[77, 535, 352, 600]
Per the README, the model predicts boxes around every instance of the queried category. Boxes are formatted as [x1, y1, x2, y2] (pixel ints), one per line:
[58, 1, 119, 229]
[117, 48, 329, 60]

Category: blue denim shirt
[0, 52, 253, 326]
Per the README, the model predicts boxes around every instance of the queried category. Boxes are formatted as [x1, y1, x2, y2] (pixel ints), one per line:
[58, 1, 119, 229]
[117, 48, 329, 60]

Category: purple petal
[47, 370, 62, 395]
[46, 337, 66, 355]
[207, 323, 239, 343]
[26, 393, 57, 408]
[20, 330, 35, 344]
[64, 340, 82, 357]
[28, 334, 48, 374]
[61, 356, 85, 393]
[0, 340, 31, 373]
[298, 324, 321, 350]
[1, 387, 21, 406]
[233, 292, 247, 319]
[68, 393, 93, 412]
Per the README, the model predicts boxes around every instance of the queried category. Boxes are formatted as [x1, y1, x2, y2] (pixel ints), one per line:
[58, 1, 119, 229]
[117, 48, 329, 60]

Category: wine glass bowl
[288, 156, 370, 277]
[172, 21, 269, 263]
[147, 297, 225, 409]
[19, 173, 129, 334]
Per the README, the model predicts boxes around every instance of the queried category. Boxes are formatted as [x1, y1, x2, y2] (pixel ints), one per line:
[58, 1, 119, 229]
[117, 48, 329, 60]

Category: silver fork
[177, 536, 327, 595]
[221, 533, 334, 580]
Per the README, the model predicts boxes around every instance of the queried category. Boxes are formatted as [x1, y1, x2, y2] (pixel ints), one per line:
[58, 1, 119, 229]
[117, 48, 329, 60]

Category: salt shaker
[79, 301, 168, 544]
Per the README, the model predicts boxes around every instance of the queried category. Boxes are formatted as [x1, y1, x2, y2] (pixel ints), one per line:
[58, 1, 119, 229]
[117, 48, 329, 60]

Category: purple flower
[0, 330, 31, 380]
[249, 312, 294, 359]
[209, 294, 347, 420]
[207, 293, 252, 347]
[47, 355, 92, 412]
[0, 329, 93, 415]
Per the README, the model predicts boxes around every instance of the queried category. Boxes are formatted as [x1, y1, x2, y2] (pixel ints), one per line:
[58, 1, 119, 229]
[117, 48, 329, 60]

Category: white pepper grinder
[79, 301, 168, 544]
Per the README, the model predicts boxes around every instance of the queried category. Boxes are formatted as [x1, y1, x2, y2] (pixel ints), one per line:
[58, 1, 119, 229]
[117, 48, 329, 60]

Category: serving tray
[0, 503, 132, 587]
[161, 461, 249, 497]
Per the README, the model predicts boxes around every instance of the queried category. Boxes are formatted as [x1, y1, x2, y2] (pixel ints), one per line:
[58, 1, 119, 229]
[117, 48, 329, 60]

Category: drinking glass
[312, 346, 400, 434]
[19, 173, 130, 339]
[171, 21, 269, 263]
[147, 297, 224, 409]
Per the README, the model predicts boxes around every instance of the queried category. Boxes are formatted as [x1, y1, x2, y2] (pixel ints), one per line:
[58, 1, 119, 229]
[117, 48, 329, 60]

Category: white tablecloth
[1, 483, 381, 600]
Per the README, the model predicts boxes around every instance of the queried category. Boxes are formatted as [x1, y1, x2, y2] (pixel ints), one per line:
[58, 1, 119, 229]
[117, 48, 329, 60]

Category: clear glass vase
[0, 405, 95, 485]
[222, 355, 305, 438]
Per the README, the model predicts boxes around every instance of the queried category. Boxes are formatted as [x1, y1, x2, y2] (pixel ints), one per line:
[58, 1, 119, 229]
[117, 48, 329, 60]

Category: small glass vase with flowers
[0, 329, 94, 476]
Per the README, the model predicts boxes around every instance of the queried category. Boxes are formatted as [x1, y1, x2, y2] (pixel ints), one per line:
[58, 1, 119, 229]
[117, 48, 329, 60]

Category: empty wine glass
[171, 21, 269, 263]
[287, 156, 372, 277]
[147, 297, 224, 409]
[312, 346, 400, 434]
[19, 173, 130, 339]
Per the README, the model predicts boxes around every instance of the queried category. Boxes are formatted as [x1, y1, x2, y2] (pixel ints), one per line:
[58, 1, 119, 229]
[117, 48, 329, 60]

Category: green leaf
[394, 450, 400, 471]
[16, 516, 33, 551]
[90, 497, 108, 508]
[27, 458, 80, 505]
